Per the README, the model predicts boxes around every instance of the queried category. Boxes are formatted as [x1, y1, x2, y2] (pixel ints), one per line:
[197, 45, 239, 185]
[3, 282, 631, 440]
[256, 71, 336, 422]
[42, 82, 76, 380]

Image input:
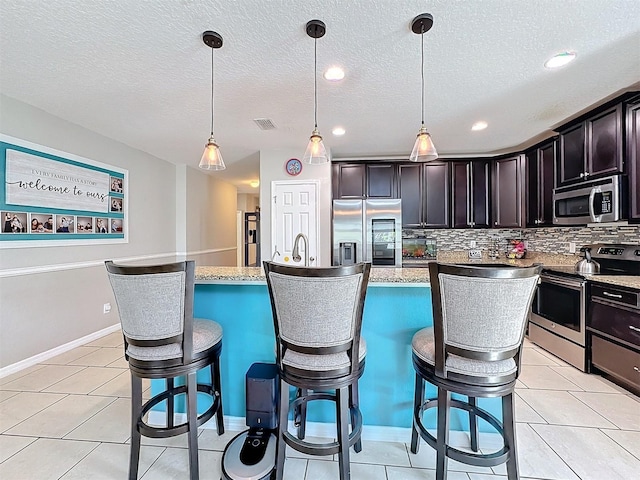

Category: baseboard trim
[0, 323, 121, 378]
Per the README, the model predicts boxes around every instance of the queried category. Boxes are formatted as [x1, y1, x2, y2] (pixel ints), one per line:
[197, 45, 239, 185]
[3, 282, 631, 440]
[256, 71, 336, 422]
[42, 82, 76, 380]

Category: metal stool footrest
[283, 391, 362, 456]
[414, 397, 510, 468]
[138, 383, 221, 438]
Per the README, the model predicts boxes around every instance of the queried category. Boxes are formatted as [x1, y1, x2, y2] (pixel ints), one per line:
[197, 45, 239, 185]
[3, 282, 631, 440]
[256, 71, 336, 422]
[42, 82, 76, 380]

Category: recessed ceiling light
[471, 121, 488, 131]
[249, 180, 260, 188]
[324, 66, 345, 81]
[332, 127, 346, 136]
[544, 51, 577, 69]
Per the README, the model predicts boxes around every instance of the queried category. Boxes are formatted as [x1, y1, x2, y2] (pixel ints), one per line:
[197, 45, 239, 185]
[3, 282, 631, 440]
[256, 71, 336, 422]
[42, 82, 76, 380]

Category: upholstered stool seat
[410, 263, 541, 480]
[264, 261, 371, 480]
[412, 328, 517, 377]
[105, 260, 224, 480]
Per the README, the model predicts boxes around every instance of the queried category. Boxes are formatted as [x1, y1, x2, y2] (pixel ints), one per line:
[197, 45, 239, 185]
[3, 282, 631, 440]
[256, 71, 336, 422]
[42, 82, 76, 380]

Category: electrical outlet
[470, 240, 477, 248]
[103, 303, 111, 314]
[569, 242, 576, 254]
[468, 249, 482, 259]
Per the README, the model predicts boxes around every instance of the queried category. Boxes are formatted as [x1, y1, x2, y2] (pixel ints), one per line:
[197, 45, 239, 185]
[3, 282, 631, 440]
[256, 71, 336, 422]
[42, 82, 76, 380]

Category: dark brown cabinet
[398, 162, 450, 228]
[627, 99, 640, 222]
[557, 104, 623, 186]
[367, 164, 396, 198]
[588, 282, 640, 395]
[332, 162, 397, 199]
[526, 139, 556, 227]
[333, 163, 365, 198]
[492, 154, 525, 228]
[451, 160, 491, 228]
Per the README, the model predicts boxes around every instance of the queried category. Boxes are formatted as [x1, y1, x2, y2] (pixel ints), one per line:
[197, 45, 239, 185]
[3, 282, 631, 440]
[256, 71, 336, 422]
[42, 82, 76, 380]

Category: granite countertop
[195, 252, 640, 290]
[195, 266, 430, 284]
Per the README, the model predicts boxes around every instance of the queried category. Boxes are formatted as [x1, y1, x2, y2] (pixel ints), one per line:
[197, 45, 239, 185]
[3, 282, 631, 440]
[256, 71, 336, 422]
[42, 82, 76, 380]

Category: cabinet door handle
[584, 172, 590, 178]
[580, 172, 585, 178]
[630, 325, 640, 333]
[603, 291, 623, 299]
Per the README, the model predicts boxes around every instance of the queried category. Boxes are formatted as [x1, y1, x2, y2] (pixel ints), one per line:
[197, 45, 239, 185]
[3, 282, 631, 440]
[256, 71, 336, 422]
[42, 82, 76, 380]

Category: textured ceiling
[1, 1, 639, 192]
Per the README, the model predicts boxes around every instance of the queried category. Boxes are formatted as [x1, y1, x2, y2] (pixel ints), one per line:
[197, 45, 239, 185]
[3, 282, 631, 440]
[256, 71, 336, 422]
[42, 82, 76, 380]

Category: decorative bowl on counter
[505, 239, 527, 259]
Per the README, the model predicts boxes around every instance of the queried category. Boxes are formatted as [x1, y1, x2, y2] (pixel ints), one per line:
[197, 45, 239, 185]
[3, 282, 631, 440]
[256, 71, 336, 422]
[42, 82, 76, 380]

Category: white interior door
[271, 181, 319, 266]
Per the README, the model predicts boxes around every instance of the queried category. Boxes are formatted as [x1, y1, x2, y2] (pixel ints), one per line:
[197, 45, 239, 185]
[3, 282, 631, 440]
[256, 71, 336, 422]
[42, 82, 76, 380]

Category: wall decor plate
[285, 158, 302, 176]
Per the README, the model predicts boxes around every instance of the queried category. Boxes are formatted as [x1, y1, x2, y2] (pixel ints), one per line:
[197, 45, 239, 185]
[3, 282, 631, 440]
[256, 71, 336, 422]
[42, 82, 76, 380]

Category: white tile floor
[0, 333, 638, 479]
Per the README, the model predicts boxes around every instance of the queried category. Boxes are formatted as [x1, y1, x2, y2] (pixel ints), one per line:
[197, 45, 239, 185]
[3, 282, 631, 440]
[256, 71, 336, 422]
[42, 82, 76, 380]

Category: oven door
[531, 273, 587, 346]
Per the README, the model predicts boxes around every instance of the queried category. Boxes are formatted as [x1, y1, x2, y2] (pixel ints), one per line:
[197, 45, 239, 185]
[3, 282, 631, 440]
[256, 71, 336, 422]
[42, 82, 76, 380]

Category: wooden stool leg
[166, 377, 174, 429]
[129, 373, 143, 480]
[436, 387, 450, 480]
[186, 372, 199, 480]
[349, 382, 362, 453]
[410, 373, 425, 454]
[468, 396, 479, 452]
[274, 379, 288, 480]
[211, 359, 224, 435]
[295, 388, 307, 440]
[336, 386, 351, 480]
[503, 393, 520, 480]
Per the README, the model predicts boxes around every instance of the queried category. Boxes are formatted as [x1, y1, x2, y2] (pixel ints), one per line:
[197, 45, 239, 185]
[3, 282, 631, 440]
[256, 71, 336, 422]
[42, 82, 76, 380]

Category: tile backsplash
[403, 224, 640, 255]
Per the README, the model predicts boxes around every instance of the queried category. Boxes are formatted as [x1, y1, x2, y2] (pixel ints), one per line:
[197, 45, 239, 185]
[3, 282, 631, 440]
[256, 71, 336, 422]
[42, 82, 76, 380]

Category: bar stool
[105, 260, 224, 480]
[410, 263, 541, 480]
[263, 261, 371, 480]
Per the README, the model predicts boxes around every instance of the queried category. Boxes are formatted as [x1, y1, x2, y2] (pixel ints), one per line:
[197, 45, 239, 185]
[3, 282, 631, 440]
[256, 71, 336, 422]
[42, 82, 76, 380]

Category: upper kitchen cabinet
[627, 96, 640, 223]
[492, 154, 525, 228]
[451, 159, 491, 229]
[333, 163, 366, 198]
[526, 139, 556, 227]
[366, 164, 397, 198]
[398, 162, 450, 228]
[557, 103, 623, 186]
[332, 162, 397, 199]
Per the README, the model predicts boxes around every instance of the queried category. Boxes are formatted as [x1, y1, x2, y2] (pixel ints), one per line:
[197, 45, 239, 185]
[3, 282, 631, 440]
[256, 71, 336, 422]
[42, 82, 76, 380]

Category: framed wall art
[0, 134, 128, 248]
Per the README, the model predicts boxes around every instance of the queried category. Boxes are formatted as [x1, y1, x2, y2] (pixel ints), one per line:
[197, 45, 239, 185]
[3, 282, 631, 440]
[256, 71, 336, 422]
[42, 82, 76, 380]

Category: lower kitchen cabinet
[588, 282, 640, 395]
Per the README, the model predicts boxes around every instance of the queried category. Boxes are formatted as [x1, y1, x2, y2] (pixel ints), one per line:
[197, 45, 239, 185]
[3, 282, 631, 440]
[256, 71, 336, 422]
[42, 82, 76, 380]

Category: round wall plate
[285, 158, 302, 176]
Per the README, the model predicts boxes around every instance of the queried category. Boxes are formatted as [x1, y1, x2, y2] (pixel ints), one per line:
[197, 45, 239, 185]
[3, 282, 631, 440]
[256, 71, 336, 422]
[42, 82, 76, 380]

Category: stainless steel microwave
[553, 175, 625, 225]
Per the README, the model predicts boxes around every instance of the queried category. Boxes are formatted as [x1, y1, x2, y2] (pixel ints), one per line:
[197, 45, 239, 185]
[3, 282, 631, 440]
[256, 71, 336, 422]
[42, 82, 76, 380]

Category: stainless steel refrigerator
[332, 199, 402, 267]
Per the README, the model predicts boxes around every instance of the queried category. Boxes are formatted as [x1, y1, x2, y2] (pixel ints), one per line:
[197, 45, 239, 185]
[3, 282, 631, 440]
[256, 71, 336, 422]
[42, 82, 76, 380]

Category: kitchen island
[187, 265, 497, 435]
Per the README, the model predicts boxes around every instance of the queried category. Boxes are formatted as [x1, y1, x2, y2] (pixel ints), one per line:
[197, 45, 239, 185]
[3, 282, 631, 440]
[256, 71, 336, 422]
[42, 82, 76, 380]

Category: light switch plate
[468, 249, 482, 259]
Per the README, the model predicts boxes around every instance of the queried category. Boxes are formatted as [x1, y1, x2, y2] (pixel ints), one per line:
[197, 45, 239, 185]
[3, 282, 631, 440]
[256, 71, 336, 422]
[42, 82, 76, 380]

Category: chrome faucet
[292, 233, 309, 266]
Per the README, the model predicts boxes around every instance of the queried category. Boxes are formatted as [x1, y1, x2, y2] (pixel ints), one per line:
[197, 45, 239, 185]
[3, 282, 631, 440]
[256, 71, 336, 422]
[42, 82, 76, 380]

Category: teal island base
[152, 278, 504, 437]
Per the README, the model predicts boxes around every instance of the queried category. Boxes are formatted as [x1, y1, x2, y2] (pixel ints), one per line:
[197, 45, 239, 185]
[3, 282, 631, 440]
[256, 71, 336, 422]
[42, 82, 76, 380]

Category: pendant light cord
[314, 35, 318, 129]
[210, 46, 215, 137]
[420, 27, 425, 126]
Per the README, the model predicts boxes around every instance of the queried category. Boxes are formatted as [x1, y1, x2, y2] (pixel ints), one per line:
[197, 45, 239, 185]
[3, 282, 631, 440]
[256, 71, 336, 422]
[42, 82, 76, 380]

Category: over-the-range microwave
[553, 174, 626, 225]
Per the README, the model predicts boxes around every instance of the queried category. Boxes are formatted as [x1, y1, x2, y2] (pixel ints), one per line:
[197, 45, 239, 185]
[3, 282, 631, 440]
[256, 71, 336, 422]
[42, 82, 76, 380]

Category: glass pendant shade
[302, 128, 329, 165]
[409, 125, 438, 162]
[199, 136, 225, 170]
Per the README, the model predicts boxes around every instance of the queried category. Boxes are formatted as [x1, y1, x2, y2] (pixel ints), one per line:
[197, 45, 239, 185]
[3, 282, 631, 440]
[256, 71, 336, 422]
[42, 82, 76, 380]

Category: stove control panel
[597, 247, 625, 256]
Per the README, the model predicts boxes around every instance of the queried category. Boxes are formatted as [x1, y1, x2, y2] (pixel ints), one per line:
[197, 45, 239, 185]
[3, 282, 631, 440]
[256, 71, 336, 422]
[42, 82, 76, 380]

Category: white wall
[0, 95, 236, 369]
[258, 149, 332, 266]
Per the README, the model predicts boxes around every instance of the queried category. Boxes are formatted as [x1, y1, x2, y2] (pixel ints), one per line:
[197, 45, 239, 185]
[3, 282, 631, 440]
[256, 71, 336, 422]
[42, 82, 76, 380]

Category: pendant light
[409, 14, 438, 162]
[199, 31, 225, 171]
[302, 19, 330, 165]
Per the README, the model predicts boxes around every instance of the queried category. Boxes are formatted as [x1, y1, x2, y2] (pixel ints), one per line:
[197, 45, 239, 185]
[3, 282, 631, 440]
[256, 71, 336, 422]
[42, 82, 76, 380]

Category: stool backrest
[105, 260, 196, 362]
[428, 263, 541, 379]
[263, 261, 371, 373]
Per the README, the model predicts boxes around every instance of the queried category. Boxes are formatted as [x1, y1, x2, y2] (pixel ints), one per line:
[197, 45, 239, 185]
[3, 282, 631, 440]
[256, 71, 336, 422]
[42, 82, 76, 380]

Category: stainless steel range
[529, 243, 640, 371]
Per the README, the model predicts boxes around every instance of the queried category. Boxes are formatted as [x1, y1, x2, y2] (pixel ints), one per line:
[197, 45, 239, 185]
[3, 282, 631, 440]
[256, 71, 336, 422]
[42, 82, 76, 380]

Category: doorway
[271, 180, 319, 266]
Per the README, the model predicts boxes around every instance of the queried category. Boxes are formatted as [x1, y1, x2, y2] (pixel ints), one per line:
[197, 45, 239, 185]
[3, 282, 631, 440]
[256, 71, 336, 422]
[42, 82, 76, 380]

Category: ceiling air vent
[253, 118, 277, 130]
